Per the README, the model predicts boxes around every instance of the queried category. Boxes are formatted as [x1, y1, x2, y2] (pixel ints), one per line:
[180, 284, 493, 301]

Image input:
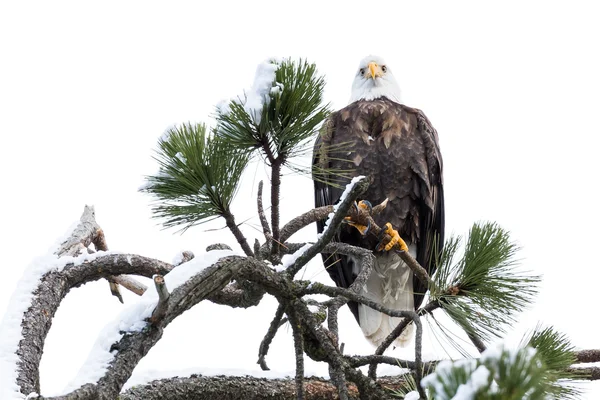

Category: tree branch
[257, 180, 272, 241]
[257, 303, 285, 371]
[149, 275, 170, 324]
[223, 210, 254, 257]
[15, 254, 172, 396]
[270, 160, 282, 260]
[279, 205, 333, 243]
[286, 177, 369, 277]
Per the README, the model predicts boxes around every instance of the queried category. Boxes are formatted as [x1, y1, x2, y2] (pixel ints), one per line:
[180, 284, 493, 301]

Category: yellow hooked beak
[368, 62, 378, 79]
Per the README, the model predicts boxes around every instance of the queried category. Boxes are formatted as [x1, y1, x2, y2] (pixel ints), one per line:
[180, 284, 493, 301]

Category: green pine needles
[216, 58, 331, 165]
[401, 326, 582, 399]
[140, 123, 249, 231]
[431, 222, 541, 344]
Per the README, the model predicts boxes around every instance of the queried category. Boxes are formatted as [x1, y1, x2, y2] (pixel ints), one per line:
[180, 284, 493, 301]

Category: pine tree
[139, 59, 590, 399]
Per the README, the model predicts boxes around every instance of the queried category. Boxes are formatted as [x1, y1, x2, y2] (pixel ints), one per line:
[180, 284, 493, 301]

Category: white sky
[1, 0, 599, 397]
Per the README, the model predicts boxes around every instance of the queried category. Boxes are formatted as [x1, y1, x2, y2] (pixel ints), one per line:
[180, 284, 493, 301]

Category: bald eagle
[313, 56, 444, 347]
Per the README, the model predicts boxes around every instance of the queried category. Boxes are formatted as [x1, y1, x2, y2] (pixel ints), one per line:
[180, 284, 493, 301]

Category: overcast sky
[1, 1, 599, 397]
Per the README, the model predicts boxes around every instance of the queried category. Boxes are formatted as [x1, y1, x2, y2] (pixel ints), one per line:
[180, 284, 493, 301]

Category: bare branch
[270, 160, 282, 260]
[286, 177, 369, 277]
[344, 201, 433, 289]
[280, 205, 333, 243]
[149, 275, 170, 324]
[257, 180, 272, 240]
[257, 303, 286, 371]
[567, 366, 600, 380]
[14, 254, 173, 396]
[111, 275, 148, 296]
[55, 205, 100, 257]
[223, 211, 254, 257]
[574, 349, 600, 364]
[287, 306, 305, 400]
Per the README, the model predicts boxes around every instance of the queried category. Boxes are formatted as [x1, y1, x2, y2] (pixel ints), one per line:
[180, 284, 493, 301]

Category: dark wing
[313, 101, 444, 314]
[409, 108, 445, 309]
[312, 115, 361, 321]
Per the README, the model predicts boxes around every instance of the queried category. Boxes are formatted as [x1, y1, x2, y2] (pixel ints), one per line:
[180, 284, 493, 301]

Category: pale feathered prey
[313, 55, 444, 347]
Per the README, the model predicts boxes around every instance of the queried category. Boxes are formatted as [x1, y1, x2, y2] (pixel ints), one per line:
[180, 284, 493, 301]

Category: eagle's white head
[349, 55, 402, 104]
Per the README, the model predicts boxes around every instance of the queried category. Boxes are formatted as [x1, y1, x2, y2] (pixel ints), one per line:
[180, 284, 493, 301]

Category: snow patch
[404, 391, 420, 400]
[0, 223, 121, 400]
[318, 176, 365, 238]
[276, 243, 312, 272]
[159, 123, 178, 142]
[60, 250, 236, 394]
[452, 365, 490, 400]
[218, 59, 280, 124]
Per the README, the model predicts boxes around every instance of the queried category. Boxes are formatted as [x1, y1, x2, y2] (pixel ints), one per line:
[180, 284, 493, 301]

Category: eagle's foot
[377, 222, 408, 252]
[343, 200, 372, 236]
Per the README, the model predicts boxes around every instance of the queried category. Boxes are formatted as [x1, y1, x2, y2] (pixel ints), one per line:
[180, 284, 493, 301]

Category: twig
[368, 299, 441, 379]
[54, 206, 128, 302]
[302, 283, 418, 321]
[55, 205, 100, 257]
[287, 306, 305, 400]
[467, 332, 487, 353]
[222, 210, 254, 257]
[270, 159, 282, 260]
[566, 366, 600, 380]
[279, 205, 333, 243]
[329, 363, 349, 400]
[286, 177, 369, 277]
[257, 303, 286, 371]
[111, 275, 147, 296]
[574, 349, 600, 364]
[344, 200, 433, 288]
[149, 275, 170, 324]
[257, 180, 272, 240]
[348, 355, 437, 371]
[413, 316, 426, 400]
[290, 298, 389, 399]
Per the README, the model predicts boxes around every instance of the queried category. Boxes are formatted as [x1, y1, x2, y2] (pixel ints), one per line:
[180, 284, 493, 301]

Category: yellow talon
[383, 222, 408, 252]
[344, 217, 370, 236]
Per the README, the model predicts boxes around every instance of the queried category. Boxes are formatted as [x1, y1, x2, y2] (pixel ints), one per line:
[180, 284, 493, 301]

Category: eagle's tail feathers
[357, 251, 416, 348]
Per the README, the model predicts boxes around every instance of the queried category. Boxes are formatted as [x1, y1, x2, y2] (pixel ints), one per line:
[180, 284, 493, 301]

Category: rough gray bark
[16, 253, 172, 396]
[10, 199, 600, 400]
[117, 374, 414, 400]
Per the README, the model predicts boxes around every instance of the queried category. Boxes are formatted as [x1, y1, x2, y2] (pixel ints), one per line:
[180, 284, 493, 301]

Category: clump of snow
[275, 243, 313, 272]
[60, 249, 236, 394]
[0, 219, 121, 400]
[243, 61, 279, 124]
[171, 250, 190, 266]
[270, 82, 284, 96]
[317, 176, 366, 239]
[404, 391, 420, 400]
[452, 365, 491, 400]
[480, 343, 503, 363]
[159, 123, 178, 142]
[217, 59, 280, 124]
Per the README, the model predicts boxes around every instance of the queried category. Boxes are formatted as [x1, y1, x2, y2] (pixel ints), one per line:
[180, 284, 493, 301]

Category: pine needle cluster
[404, 326, 583, 399]
[216, 58, 331, 165]
[140, 123, 249, 231]
[431, 222, 541, 343]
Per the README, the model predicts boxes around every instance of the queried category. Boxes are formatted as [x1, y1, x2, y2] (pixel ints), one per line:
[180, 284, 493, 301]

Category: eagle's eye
[359, 68, 365, 75]
[382, 65, 387, 72]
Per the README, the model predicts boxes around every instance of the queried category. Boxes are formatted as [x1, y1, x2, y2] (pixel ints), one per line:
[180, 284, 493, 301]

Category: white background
[1, 1, 599, 397]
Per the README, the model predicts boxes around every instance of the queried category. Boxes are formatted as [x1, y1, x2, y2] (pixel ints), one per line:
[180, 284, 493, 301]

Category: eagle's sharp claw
[378, 222, 408, 252]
